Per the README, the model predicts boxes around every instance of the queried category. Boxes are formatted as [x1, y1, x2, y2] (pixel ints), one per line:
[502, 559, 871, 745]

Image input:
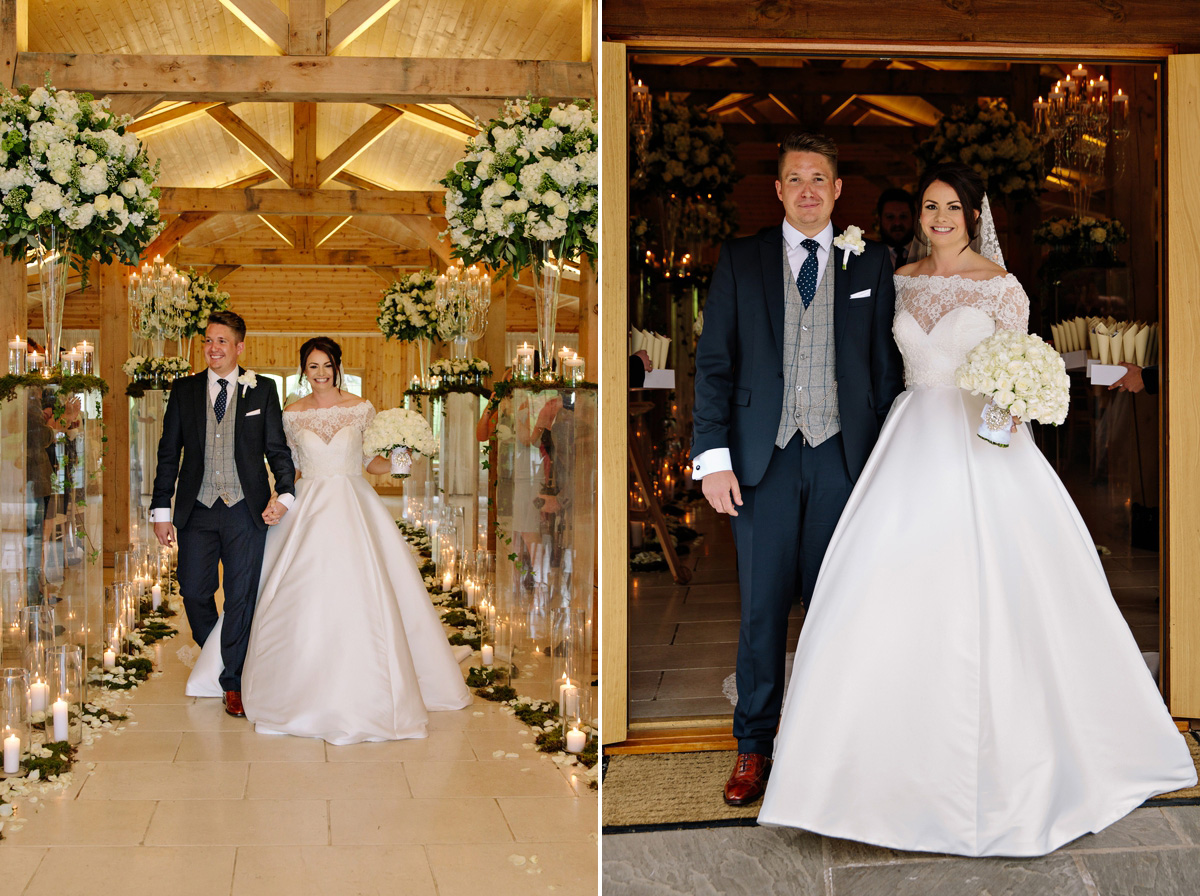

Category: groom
[151, 310, 295, 717]
[692, 133, 903, 805]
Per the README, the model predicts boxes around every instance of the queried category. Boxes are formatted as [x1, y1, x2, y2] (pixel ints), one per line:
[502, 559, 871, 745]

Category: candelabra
[1033, 64, 1131, 216]
[128, 255, 188, 357]
[434, 264, 491, 359]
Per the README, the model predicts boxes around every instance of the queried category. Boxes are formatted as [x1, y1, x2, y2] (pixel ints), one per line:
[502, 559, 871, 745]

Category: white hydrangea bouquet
[440, 97, 597, 277]
[0, 80, 160, 271]
[181, 270, 230, 338]
[956, 330, 1070, 447]
[378, 271, 440, 342]
[363, 407, 439, 478]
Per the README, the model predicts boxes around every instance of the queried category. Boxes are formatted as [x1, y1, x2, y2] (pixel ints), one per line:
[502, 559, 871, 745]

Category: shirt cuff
[691, 447, 732, 480]
[275, 493, 295, 509]
[149, 507, 172, 523]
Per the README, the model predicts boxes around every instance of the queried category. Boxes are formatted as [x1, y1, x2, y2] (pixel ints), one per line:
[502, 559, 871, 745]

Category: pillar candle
[31, 679, 49, 713]
[151, 583, 162, 610]
[3, 729, 19, 774]
[565, 727, 586, 753]
[52, 698, 68, 742]
[481, 644, 494, 665]
[561, 684, 580, 717]
[103, 648, 116, 670]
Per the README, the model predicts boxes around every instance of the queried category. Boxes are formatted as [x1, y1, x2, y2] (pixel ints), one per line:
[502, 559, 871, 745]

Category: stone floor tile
[232, 846, 436, 896]
[1079, 848, 1200, 896]
[174, 730, 326, 762]
[630, 695, 738, 719]
[324, 729, 477, 761]
[1063, 807, 1184, 850]
[0, 846, 46, 892]
[77, 730, 182, 762]
[428, 840, 598, 896]
[329, 797, 511, 845]
[2, 800, 157, 846]
[144, 798, 329, 846]
[629, 642, 740, 673]
[403, 759, 574, 799]
[122, 702, 248, 732]
[830, 853, 1089, 896]
[498, 795, 599, 842]
[78, 760, 248, 800]
[603, 827, 824, 896]
[246, 760, 410, 800]
[22, 846, 236, 896]
[1161, 805, 1200, 844]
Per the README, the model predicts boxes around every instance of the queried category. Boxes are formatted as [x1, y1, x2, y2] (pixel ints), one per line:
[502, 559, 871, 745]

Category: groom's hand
[153, 521, 175, 547]
[702, 470, 743, 517]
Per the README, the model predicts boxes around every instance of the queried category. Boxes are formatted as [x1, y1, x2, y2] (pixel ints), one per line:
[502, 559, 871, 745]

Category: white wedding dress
[758, 274, 1196, 857]
[186, 402, 471, 744]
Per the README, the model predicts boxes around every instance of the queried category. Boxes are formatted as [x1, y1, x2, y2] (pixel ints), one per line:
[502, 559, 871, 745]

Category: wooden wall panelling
[1166, 54, 1200, 718]
[600, 40, 629, 744]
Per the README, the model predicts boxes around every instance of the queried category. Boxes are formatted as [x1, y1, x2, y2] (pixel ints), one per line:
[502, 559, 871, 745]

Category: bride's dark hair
[299, 336, 343, 387]
[916, 163, 985, 242]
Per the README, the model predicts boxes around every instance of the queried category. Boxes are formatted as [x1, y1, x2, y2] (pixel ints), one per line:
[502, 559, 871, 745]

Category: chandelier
[434, 264, 491, 358]
[630, 78, 653, 171]
[128, 254, 188, 354]
[1033, 63, 1131, 216]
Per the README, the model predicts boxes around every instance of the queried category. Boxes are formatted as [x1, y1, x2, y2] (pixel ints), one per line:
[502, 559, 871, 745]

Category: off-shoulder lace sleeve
[993, 278, 1030, 333]
[361, 400, 378, 464]
[282, 412, 302, 475]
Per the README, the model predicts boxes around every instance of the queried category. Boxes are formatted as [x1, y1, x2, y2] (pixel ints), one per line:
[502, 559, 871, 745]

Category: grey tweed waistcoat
[775, 241, 841, 449]
[197, 378, 245, 508]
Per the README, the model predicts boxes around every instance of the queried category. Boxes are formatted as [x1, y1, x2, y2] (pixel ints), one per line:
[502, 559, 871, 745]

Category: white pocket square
[245, 409, 261, 417]
[849, 289, 872, 299]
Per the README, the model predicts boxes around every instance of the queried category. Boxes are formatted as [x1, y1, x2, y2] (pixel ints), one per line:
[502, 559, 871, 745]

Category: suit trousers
[176, 498, 267, 691]
[730, 432, 854, 756]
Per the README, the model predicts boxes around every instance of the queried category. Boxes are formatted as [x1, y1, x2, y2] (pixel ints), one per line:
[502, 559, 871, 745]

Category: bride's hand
[1011, 415, 1022, 432]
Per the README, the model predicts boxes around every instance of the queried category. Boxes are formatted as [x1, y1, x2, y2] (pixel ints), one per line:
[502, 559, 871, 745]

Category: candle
[565, 726, 586, 753]
[564, 356, 584, 385]
[410, 375, 420, 389]
[8, 335, 26, 375]
[63, 349, 82, 375]
[561, 684, 580, 717]
[52, 698, 68, 742]
[557, 674, 576, 708]
[481, 644, 494, 665]
[154, 643, 163, 669]
[77, 340, 95, 375]
[103, 648, 116, 669]
[557, 344, 572, 373]
[31, 678, 49, 712]
[27, 350, 43, 371]
[151, 583, 162, 610]
[515, 342, 535, 381]
[3, 728, 18, 774]
[442, 570, 454, 592]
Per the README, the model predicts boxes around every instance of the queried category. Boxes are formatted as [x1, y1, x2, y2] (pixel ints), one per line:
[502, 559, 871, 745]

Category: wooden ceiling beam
[327, 0, 404, 55]
[316, 106, 403, 185]
[629, 63, 1013, 97]
[140, 211, 218, 261]
[103, 94, 165, 119]
[332, 170, 388, 191]
[391, 215, 453, 267]
[158, 187, 444, 216]
[368, 265, 400, 283]
[15, 54, 595, 103]
[314, 216, 353, 247]
[207, 265, 240, 282]
[288, 0, 326, 56]
[293, 102, 318, 188]
[217, 0, 289, 54]
[385, 103, 478, 137]
[722, 123, 932, 145]
[174, 247, 430, 266]
[128, 101, 223, 135]
[206, 104, 293, 184]
[256, 215, 297, 247]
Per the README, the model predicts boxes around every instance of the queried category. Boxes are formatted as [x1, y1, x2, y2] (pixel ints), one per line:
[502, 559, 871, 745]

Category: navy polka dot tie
[214, 378, 228, 423]
[797, 238, 820, 310]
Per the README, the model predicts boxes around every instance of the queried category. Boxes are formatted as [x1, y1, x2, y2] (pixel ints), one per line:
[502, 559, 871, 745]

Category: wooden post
[99, 262, 130, 563]
[577, 257, 598, 374]
[0, 256, 23, 348]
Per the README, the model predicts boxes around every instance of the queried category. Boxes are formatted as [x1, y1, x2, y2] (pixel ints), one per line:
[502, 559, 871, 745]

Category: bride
[187, 336, 471, 743]
[758, 163, 1195, 856]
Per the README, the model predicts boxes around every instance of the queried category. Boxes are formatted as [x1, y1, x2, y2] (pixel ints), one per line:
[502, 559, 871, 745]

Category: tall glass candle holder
[8, 336, 27, 375]
[20, 606, 57, 681]
[1, 668, 30, 776]
[47, 645, 83, 744]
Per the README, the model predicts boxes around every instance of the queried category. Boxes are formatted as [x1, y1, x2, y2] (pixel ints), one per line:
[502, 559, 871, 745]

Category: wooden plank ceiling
[12, 0, 593, 333]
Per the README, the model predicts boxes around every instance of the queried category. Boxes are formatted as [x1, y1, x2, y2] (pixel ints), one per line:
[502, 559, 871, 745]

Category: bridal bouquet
[440, 97, 597, 277]
[0, 81, 160, 268]
[363, 408, 438, 478]
[378, 271, 440, 342]
[956, 330, 1070, 447]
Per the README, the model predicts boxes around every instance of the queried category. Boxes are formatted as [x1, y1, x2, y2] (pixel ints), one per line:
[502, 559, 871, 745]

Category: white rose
[93, 194, 111, 213]
[24, 200, 44, 219]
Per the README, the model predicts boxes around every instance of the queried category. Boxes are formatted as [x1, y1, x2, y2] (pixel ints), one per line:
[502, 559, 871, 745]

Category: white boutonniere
[833, 225, 866, 270]
[237, 370, 257, 397]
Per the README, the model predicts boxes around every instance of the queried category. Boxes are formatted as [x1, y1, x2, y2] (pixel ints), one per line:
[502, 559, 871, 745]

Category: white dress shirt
[692, 220, 834, 480]
[150, 367, 293, 522]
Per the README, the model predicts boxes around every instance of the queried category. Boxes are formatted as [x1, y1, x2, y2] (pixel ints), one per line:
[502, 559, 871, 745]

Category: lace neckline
[284, 402, 369, 416]
[895, 273, 1017, 284]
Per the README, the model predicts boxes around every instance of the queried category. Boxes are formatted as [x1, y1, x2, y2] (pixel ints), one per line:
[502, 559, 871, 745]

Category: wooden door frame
[601, 38, 1196, 746]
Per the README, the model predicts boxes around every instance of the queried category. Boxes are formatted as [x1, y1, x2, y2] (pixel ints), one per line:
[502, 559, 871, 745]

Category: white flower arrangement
[121, 354, 190, 382]
[428, 357, 491, 380]
[833, 225, 866, 270]
[363, 407, 439, 459]
[956, 330, 1070, 445]
[237, 370, 256, 396]
[917, 98, 1042, 201]
[180, 270, 230, 338]
[0, 80, 160, 271]
[378, 270, 441, 342]
[440, 97, 597, 277]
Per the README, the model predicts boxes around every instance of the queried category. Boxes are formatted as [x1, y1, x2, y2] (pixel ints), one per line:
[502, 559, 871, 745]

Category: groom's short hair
[207, 310, 247, 343]
[778, 133, 839, 180]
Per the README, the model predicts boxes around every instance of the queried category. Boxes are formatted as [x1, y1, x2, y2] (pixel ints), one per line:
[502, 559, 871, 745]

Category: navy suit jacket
[692, 225, 904, 487]
[150, 368, 296, 531]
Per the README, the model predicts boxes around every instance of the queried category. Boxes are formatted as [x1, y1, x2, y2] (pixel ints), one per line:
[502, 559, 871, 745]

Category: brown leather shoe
[723, 752, 770, 806]
[223, 690, 246, 718]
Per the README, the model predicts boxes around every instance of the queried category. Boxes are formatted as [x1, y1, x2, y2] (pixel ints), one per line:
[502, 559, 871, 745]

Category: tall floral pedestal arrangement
[379, 271, 442, 390]
[431, 359, 492, 569]
[493, 386, 596, 706]
[0, 385, 105, 694]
